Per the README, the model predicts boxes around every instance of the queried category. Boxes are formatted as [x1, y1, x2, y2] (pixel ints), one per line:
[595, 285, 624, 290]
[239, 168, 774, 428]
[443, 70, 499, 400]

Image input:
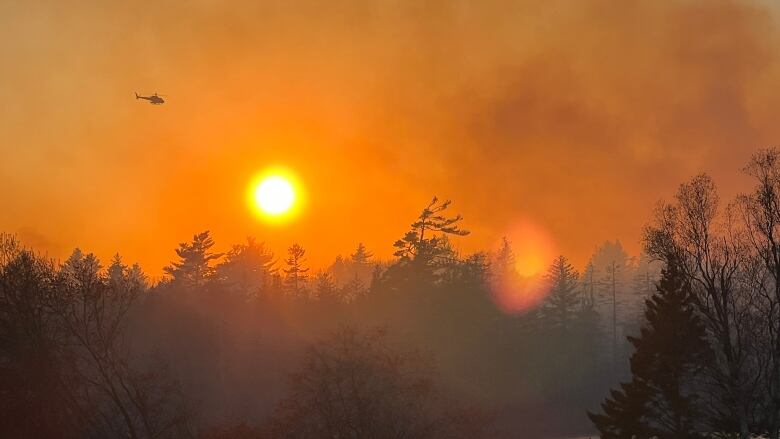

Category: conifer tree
[107, 253, 126, 287]
[589, 260, 712, 438]
[492, 237, 517, 287]
[541, 256, 580, 330]
[582, 261, 596, 308]
[283, 243, 309, 298]
[215, 237, 276, 296]
[342, 274, 365, 302]
[390, 197, 469, 287]
[392, 197, 469, 266]
[315, 271, 338, 303]
[347, 242, 374, 292]
[589, 380, 652, 439]
[368, 265, 384, 294]
[163, 231, 221, 288]
[350, 243, 373, 266]
[107, 254, 147, 293]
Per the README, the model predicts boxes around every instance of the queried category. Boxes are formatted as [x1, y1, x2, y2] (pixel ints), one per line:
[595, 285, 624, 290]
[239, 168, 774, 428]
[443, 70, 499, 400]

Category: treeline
[590, 148, 780, 439]
[0, 197, 698, 436]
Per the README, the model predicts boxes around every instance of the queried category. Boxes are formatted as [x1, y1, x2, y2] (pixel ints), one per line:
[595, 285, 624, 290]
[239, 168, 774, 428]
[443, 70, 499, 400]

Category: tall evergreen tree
[589, 379, 653, 439]
[341, 273, 365, 302]
[328, 245, 373, 288]
[368, 265, 384, 295]
[350, 243, 373, 266]
[215, 237, 276, 297]
[492, 237, 517, 285]
[392, 197, 469, 266]
[582, 261, 597, 309]
[107, 253, 126, 287]
[163, 231, 221, 288]
[283, 243, 309, 298]
[390, 197, 469, 287]
[314, 271, 338, 303]
[601, 260, 623, 377]
[541, 256, 580, 330]
[349, 243, 374, 291]
[589, 260, 712, 438]
[107, 254, 147, 293]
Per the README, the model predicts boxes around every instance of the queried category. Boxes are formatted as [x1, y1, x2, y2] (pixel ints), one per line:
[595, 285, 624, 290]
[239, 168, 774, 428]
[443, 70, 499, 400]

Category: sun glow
[247, 169, 303, 222]
[255, 176, 294, 214]
[490, 219, 557, 314]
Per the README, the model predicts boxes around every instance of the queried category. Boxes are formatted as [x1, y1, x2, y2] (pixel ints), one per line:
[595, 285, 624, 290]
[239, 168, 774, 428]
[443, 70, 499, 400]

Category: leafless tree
[52, 250, 194, 439]
[645, 174, 757, 438]
[267, 327, 494, 439]
[734, 148, 780, 439]
[0, 247, 86, 437]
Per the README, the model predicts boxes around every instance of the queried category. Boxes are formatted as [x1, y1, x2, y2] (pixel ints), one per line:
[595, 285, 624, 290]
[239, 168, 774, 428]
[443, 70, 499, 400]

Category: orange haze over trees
[6, 2, 780, 437]
[4, 1, 780, 276]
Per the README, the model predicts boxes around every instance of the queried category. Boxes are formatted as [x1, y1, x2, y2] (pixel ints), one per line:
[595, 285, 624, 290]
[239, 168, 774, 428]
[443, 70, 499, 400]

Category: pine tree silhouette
[163, 231, 222, 288]
[589, 259, 712, 438]
[542, 255, 580, 330]
[283, 243, 310, 299]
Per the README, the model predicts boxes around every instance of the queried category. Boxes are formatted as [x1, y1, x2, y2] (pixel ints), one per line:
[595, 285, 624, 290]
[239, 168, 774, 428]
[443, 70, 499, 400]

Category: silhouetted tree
[267, 327, 493, 439]
[634, 260, 711, 437]
[448, 252, 490, 288]
[393, 197, 468, 264]
[368, 264, 384, 294]
[349, 242, 374, 288]
[341, 273, 365, 302]
[0, 233, 20, 267]
[590, 240, 631, 365]
[646, 174, 755, 438]
[390, 197, 469, 286]
[582, 261, 597, 309]
[490, 237, 517, 298]
[329, 243, 374, 289]
[631, 253, 658, 301]
[542, 256, 580, 330]
[351, 242, 373, 266]
[589, 380, 652, 439]
[590, 240, 631, 277]
[164, 231, 222, 288]
[330, 243, 374, 300]
[55, 249, 194, 439]
[314, 271, 338, 303]
[492, 237, 516, 280]
[0, 249, 83, 438]
[601, 260, 623, 379]
[589, 259, 712, 438]
[215, 237, 276, 298]
[283, 243, 309, 299]
[736, 147, 780, 439]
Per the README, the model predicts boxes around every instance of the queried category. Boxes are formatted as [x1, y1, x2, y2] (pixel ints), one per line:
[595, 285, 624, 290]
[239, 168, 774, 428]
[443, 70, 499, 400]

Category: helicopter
[135, 92, 165, 105]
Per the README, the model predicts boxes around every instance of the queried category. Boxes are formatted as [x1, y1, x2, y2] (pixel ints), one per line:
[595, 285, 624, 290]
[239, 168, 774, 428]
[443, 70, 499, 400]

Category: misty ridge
[3, 149, 780, 438]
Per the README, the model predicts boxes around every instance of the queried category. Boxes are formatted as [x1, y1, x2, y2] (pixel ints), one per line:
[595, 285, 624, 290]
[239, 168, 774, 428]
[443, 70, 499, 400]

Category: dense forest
[5, 149, 780, 438]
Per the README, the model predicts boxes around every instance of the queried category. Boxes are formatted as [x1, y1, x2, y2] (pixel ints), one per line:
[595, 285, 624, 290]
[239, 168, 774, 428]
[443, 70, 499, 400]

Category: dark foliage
[589, 259, 712, 438]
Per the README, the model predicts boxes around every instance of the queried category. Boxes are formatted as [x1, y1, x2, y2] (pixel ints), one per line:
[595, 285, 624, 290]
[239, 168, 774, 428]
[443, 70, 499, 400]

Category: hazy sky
[3, 0, 780, 276]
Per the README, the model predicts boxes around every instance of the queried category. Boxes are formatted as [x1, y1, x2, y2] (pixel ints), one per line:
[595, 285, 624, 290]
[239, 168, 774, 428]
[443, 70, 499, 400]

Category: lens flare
[490, 219, 557, 314]
[492, 275, 550, 314]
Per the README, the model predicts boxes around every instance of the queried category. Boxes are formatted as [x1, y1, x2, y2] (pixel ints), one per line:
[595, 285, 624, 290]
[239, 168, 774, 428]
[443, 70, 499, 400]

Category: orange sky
[3, 0, 780, 277]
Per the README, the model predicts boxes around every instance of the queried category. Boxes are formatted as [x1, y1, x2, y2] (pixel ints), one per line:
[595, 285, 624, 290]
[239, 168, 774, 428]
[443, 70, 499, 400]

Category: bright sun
[247, 168, 304, 223]
[253, 175, 296, 216]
